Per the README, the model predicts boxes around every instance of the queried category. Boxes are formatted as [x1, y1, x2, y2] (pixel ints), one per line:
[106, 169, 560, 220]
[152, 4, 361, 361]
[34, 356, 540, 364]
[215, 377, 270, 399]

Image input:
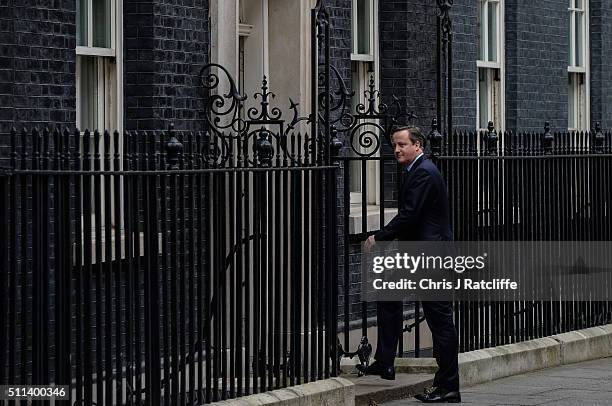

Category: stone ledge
[458, 337, 561, 386]
[211, 324, 612, 405]
[394, 323, 612, 389]
[553, 325, 612, 365]
[211, 377, 355, 406]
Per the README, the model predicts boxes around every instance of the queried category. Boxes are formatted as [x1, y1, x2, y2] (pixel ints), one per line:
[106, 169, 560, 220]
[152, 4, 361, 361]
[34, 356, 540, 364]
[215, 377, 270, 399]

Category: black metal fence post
[437, 0, 454, 148]
[0, 171, 8, 388]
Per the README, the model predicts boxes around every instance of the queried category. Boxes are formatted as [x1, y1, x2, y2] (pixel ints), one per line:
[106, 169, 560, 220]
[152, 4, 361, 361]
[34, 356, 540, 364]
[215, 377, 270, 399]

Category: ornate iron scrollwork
[199, 63, 312, 167]
[320, 69, 417, 157]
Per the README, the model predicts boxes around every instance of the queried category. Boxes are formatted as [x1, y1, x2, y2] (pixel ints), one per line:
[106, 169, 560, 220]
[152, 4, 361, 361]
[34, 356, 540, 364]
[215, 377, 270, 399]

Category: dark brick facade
[379, 0, 437, 129]
[376, 1, 610, 133]
[449, 0, 569, 132]
[450, 0, 478, 131]
[449, 0, 606, 133]
[590, 0, 612, 130]
[0, 0, 76, 166]
[0, 1, 610, 150]
[124, 0, 209, 132]
[328, 0, 352, 88]
[504, 0, 568, 132]
[0, 0, 211, 163]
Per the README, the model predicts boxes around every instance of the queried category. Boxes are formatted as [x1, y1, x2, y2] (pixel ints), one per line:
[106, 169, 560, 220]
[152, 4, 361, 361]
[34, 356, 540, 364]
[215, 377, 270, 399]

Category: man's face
[392, 130, 421, 166]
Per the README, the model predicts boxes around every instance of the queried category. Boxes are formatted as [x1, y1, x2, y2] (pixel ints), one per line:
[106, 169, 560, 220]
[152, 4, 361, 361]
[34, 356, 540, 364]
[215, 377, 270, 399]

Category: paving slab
[383, 357, 612, 406]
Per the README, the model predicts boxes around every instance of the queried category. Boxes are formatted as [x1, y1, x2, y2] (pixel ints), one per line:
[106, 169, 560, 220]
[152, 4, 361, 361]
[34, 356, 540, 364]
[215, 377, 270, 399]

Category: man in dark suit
[358, 126, 460, 403]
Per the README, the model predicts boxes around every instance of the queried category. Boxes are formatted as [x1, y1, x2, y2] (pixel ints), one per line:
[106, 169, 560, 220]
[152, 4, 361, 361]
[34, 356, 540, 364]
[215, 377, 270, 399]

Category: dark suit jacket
[375, 155, 453, 241]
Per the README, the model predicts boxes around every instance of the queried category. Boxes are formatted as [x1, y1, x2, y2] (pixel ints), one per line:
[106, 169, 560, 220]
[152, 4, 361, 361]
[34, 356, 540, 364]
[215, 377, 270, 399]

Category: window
[568, 0, 589, 131]
[76, 0, 122, 132]
[238, 0, 254, 94]
[237, 0, 268, 97]
[76, 0, 122, 231]
[352, 0, 375, 61]
[478, 68, 501, 131]
[350, 0, 379, 208]
[477, 0, 504, 131]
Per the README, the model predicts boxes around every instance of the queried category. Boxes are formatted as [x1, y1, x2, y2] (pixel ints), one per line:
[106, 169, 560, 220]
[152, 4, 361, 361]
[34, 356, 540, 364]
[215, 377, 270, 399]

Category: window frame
[476, 0, 505, 132]
[568, 0, 590, 131]
[349, 0, 380, 208]
[351, 0, 375, 61]
[76, 0, 123, 134]
[568, 72, 587, 131]
[568, 0, 587, 71]
[477, 67, 502, 130]
[76, 0, 117, 54]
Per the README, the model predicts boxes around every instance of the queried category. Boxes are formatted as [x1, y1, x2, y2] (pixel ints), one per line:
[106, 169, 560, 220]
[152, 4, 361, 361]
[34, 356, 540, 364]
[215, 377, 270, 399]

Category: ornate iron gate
[0, 1, 343, 405]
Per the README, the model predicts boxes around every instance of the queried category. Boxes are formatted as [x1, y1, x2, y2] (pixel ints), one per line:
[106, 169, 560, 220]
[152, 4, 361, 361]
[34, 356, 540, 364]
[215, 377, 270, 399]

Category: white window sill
[476, 60, 501, 69]
[351, 53, 374, 62]
[348, 204, 397, 235]
[76, 46, 115, 57]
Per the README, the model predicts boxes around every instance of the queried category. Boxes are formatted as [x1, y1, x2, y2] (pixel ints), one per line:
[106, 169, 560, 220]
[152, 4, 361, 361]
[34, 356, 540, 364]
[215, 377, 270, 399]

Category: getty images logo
[372, 252, 488, 274]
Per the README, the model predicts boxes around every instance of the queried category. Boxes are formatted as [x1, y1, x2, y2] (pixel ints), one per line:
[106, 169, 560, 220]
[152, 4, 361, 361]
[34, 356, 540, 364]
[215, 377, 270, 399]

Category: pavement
[382, 357, 612, 406]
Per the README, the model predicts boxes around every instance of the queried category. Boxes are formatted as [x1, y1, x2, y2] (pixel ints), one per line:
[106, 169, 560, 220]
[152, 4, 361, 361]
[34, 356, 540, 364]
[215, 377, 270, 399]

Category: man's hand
[364, 235, 376, 252]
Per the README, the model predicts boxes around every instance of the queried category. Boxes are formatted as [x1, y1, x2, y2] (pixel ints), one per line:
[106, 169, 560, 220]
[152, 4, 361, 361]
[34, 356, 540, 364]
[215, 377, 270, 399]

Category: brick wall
[590, 0, 612, 130]
[380, 0, 437, 128]
[450, 0, 478, 131]
[380, 1, 591, 133]
[124, 0, 209, 132]
[505, 0, 568, 133]
[0, 0, 76, 166]
[327, 0, 351, 87]
[451, 0, 569, 133]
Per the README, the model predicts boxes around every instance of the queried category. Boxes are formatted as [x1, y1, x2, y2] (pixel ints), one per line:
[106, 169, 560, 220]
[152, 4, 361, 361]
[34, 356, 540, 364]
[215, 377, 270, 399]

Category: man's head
[391, 126, 425, 166]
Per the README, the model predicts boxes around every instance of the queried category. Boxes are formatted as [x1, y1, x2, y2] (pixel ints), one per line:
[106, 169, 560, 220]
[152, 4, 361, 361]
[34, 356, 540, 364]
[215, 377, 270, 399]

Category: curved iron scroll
[199, 63, 316, 167]
[319, 68, 417, 157]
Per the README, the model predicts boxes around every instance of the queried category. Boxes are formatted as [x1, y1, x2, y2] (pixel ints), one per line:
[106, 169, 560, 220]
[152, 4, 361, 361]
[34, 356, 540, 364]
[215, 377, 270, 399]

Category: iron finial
[255, 129, 274, 166]
[428, 118, 443, 156]
[485, 121, 498, 155]
[594, 121, 604, 153]
[543, 121, 554, 154]
[165, 122, 183, 168]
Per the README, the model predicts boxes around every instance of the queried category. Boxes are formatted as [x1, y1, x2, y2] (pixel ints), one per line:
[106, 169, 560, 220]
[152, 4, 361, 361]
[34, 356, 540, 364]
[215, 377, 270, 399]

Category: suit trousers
[375, 301, 459, 391]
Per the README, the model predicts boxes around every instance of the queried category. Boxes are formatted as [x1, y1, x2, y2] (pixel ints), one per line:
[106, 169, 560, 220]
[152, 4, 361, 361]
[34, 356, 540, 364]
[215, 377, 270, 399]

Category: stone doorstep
[345, 373, 433, 406]
[342, 323, 612, 405]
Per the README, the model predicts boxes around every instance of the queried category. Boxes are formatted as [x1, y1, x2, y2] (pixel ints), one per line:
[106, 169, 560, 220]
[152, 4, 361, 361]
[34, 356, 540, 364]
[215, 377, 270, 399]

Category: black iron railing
[0, 1, 344, 402]
[0, 123, 338, 405]
[339, 119, 612, 363]
[438, 121, 612, 351]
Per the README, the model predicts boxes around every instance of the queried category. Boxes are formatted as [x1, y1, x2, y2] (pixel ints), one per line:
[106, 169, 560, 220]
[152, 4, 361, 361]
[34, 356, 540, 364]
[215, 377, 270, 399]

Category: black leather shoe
[356, 361, 395, 380]
[414, 386, 461, 403]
